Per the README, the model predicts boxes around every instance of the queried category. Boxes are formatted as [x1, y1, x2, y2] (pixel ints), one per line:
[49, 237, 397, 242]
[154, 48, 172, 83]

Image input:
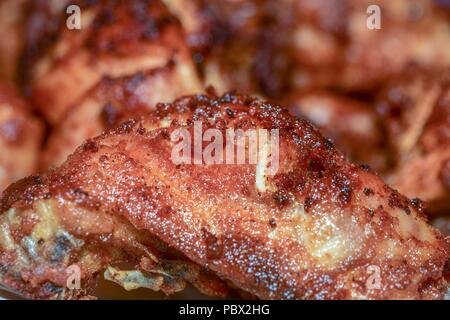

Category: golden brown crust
[1, 92, 448, 300]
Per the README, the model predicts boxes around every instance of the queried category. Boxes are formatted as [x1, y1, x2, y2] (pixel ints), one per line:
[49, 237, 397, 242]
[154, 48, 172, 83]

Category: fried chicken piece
[0, 174, 230, 299]
[159, 0, 450, 96]
[42, 63, 203, 169]
[0, 92, 447, 300]
[0, 83, 43, 192]
[287, 92, 388, 172]
[24, 0, 197, 124]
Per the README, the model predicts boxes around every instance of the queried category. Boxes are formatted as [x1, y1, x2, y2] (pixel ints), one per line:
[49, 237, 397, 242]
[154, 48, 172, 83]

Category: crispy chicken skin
[25, 0, 197, 124]
[0, 92, 448, 300]
[42, 63, 203, 169]
[0, 84, 43, 192]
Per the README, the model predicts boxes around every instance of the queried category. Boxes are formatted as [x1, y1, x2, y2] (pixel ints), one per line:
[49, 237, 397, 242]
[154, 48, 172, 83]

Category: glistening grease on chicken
[0, 92, 447, 300]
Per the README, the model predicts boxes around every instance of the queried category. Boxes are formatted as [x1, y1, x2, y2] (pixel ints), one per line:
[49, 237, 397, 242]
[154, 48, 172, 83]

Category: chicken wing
[24, 0, 197, 124]
[0, 92, 447, 300]
[0, 83, 43, 192]
[42, 63, 203, 169]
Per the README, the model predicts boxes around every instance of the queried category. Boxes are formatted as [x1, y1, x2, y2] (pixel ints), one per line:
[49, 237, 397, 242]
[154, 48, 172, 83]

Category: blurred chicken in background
[0, 0, 28, 85]
[0, 0, 448, 300]
[0, 0, 448, 227]
[0, 83, 42, 190]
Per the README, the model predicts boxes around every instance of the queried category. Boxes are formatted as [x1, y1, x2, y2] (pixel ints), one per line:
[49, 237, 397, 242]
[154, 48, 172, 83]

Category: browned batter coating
[0, 92, 447, 300]
[0, 83, 43, 192]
